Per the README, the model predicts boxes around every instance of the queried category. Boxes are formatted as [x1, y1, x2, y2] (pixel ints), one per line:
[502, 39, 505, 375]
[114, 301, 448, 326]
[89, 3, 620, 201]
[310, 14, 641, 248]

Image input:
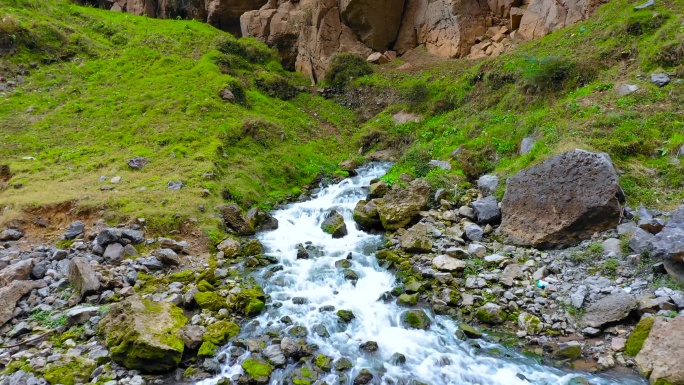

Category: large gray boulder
[582, 291, 637, 329]
[498, 150, 623, 248]
[376, 179, 430, 231]
[0, 280, 41, 326]
[68, 257, 101, 299]
[0, 259, 33, 286]
[400, 223, 433, 253]
[635, 316, 684, 384]
[353, 200, 382, 230]
[471, 196, 501, 225]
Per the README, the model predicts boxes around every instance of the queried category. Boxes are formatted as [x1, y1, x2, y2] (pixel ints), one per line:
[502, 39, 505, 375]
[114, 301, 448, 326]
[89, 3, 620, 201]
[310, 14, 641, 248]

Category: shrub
[241, 118, 285, 147]
[254, 72, 300, 100]
[216, 37, 278, 65]
[324, 53, 373, 88]
[454, 145, 496, 180]
[650, 41, 684, 68]
[624, 13, 669, 36]
[404, 83, 430, 109]
[520, 56, 595, 94]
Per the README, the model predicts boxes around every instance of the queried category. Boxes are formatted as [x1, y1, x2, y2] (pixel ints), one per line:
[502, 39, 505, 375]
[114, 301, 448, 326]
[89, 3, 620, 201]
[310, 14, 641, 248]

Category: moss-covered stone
[375, 249, 400, 262]
[198, 341, 218, 357]
[518, 312, 543, 335]
[241, 358, 273, 383]
[625, 316, 655, 357]
[353, 200, 381, 231]
[476, 303, 505, 324]
[334, 357, 353, 371]
[343, 269, 359, 281]
[401, 310, 431, 330]
[321, 211, 348, 238]
[98, 295, 187, 373]
[337, 310, 355, 323]
[194, 291, 224, 311]
[335, 259, 352, 268]
[43, 356, 96, 385]
[168, 270, 195, 283]
[459, 323, 483, 339]
[242, 239, 264, 257]
[204, 321, 240, 345]
[314, 354, 332, 372]
[229, 287, 266, 316]
[397, 293, 418, 307]
[197, 280, 215, 292]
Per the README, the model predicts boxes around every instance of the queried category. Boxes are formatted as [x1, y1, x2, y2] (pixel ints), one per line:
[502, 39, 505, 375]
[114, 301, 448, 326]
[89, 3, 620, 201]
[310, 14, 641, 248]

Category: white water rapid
[197, 163, 646, 385]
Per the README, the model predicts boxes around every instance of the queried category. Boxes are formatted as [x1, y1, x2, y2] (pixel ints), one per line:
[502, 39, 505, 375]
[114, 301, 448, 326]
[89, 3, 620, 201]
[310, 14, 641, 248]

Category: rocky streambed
[0, 150, 683, 385]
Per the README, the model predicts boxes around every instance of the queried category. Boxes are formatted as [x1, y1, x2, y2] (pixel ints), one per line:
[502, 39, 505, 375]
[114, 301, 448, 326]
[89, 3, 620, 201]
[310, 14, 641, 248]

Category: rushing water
[198, 163, 646, 385]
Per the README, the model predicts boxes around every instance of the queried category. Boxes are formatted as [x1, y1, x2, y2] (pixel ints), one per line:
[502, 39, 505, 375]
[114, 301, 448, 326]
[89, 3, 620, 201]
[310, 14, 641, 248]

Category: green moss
[242, 239, 264, 256]
[194, 291, 224, 311]
[337, 310, 355, 323]
[314, 354, 332, 372]
[43, 357, 96, 385]
[197, 280, 216, 292]
[183, 367, 198, 378]
[241, 358, 273, 382]
[397, 293, 418, 307]
[231, 287, 266, 316]
[198, 341, 217, 357]
[625, 316, 655, 357]
[402, 310, 431, 330]
[169, 270, 195, 283]
[203, 321, 240, 345]
[244, 298, 265, 316]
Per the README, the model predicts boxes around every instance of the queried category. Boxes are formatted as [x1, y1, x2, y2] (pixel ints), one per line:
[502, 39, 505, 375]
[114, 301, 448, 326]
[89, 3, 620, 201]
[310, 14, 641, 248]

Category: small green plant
[29, 310, 67, 329]
[324, 53, 373, 88]
[601, 258, 620, 276]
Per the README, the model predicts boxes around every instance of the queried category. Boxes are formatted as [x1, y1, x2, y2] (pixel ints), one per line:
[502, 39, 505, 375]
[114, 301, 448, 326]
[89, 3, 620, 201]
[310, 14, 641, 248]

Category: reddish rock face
[498, 150, 623, 248]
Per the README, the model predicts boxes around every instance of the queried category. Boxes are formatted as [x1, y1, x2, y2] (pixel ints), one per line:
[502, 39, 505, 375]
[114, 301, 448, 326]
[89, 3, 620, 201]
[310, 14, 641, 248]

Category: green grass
[0, 0, 359, 234]
[351, 0, 684, 210]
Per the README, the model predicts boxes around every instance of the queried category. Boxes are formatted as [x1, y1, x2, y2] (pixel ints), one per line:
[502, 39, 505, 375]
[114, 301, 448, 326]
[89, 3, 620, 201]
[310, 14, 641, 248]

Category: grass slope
[0, 0, 357, 235]
[352, 0, 684, 209]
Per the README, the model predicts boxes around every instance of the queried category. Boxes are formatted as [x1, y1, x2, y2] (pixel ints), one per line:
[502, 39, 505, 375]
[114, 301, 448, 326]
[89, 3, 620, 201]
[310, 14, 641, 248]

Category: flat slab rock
[498, 150, 622, 248]
[582, 291, 637, 328]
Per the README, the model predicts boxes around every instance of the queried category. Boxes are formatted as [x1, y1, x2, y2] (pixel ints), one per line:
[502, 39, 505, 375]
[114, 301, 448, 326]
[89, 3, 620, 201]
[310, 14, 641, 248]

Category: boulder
[217, 204, 255, 236]
[498, 150, 622, 248]
[401, 309, 431, 330]
[68, 257, 101, 299]
[399, 223, 433, 253]
[0, 280, 39, 326]
[477, 174, 499, 196]
[321, 210, 348, 238]
[246, 207, 279, 231]
[376, 179, 430, 230]
[341, 0, 405, 52]
[217, 238, 242, 258]
[64, 221, 85, 240]
[500, 263, 523, 286]
[0, 259, 33, 286]
[649, 227, 684, 262]
[432, 255, 466, 272]
[471, 196, 501, 225]
[582, 291, 637, 329]
[465, 223, 484, 242]
[66, 306, 100, 326]
[0, 228, 23, 241]
[353, 200, 382, 230]
[476, 303, 505, 324]
[99, 295, 187, 372]
[629, 227, 655, 254]
[369, 181, 389, 198]
[339, 159, 359, 176]
[96, 228, 122, 247]
[635, 316, 684, 384]
[651, 73, 671, 88]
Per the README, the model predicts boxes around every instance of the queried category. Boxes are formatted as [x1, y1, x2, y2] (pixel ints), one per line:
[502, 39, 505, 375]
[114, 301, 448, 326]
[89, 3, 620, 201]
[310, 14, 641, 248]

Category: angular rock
[476, 303, 505, 324]
[432, 255, 466, 272]
[400, 223, 433, 253]
[217, 238, 241, 258]
[520, 136, 536, 155]
[630, 227, 655, 254]
[99, 295, 187, 372]
[471, 196, 501, 225]
[68, 257, 101, 299]
[465, 223, 484, 242]
[155, 248, 180, 266]
[66, 306, 100, 325]
[635, 316, 684, 384]
[0, 280, 39, 326]
[401, 309, 431, 330]
[616, 84, 639, 96]
[500, 263, 523, 287]
[263, 344, 286, 367]
[353, 200, 382, 230]
[649, 227, 684, 262]
[103, 243, 125, 263]
[179, 325, 205, 350]
[217, 204, 255, 236]
[127, 156, 150, 169]
[583, 292, 637, 328]
[64, 221, 85, 240]
[477, 174, 499, 196]
[321, 210, 348, 238]
[246, 207, 279, 231]
[0, 259, 33, 286]
[96, 228, 122, 247]
[651, 73, 670, 87]
[376, 179, 430, 230]
[499, 150, 622, 248]
[0, 228, 23, 241]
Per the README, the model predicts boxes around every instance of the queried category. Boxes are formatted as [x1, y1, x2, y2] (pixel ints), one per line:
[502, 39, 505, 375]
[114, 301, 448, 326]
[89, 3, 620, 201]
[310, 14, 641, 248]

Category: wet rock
[217, 204, 255, 236]
[369, 181, 389, 198]
[0, 259, 33, 285]
[477, 174, 499, 196]
[344, 269, 359, 281]
[0, 228, 23, 241]
[353, 368, 373, 385]
[353, 200, 382, 230]
[335, 259, 352, 268]
[397, 293, 418, 307]
[432, 255, 466, 272]
[476, 303, 505, 324]
[400, 223, 433, 253]
[98, 295, 186, 372]
[651, 73, 670, 87]
[459, 323, 483, 339]
[389, 352, 407, 365]
[241, 358, 273, 383]
[335, 357, 353, 371]
[280, 337, 300, 358]
[64, 221, 85, 240]
[376, 179, 430, 230]
[499, 150, 622, 248]
[263, 345, 286, 367]
[583, 291, 637, 328]
[246, 207, 279, 231]
[339, 159, 359, 176]
[359, 341, 379, 352]
[554, 341, 582, 359]
[296, 244, 310, 259]
[321, 210, 348, 238]
[68, 257, 100, 299]
[401, 310, 431, 330]
[471, 196, 501, 225]
[312, 323, 330, 338]
[635, 316, 684, 383]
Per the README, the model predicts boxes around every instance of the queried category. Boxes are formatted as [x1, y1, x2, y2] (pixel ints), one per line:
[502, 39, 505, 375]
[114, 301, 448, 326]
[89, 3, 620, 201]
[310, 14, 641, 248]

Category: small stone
[465, 223, 484, 241]
[616, 84, 639, 96]
[651, 73, 670, 87]
[167, 181, 183, 190]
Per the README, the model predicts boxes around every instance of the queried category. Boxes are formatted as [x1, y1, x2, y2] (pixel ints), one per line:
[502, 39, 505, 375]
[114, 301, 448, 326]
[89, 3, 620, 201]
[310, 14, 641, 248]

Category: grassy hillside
[351, 0, 684, 209]
[0, 0, 357, 235]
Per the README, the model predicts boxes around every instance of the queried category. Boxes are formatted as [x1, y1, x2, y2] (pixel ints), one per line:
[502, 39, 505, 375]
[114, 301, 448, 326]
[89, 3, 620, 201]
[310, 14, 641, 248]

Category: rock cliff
[78, 0, 607, 80]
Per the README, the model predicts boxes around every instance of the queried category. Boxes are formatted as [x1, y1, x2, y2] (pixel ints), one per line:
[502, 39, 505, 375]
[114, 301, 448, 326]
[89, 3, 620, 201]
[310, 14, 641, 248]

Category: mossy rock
[194, 291, 225, 311]
[375, 249, 399, 262]
[204, 321, 240, 345]
[197, 279, 215, 292]
[343, 269, 359, 281]
[241, 358, 273, 383]
[198, 341, 217, 357]
[43, 356, 96, 385]
[334, 357, 353, 371]
[315, 354, 332, 372]
[337, 310, 355, 323]
[321, 210, 348, 238]
[98, 295, 187, 373]
[242, 239, 264, 257]
[625, 316, 655, 357]
[401, 310, 431, 330]
[353, 200, 382, 231]
[230, 287, 266, 316]
[335, 259, 352, 268]
[476, 303, 505, 324]
[459, 323, 483, 339]
[169, 270, 195, 283]
[396, 293, 418, 307]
